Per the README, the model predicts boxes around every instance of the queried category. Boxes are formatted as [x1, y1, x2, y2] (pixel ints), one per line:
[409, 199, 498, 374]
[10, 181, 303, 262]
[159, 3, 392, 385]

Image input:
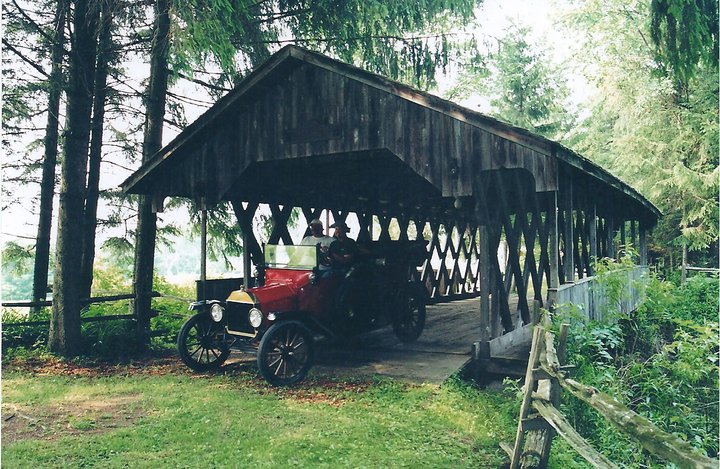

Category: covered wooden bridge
[122, 45, 659, 379]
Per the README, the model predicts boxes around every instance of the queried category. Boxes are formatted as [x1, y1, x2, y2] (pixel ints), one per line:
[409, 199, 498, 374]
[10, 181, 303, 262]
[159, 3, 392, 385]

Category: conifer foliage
[2, 0, 479, 356]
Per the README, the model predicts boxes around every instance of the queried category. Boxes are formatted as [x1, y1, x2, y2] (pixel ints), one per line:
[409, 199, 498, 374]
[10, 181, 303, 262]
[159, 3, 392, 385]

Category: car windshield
[264, 244, 317, 270]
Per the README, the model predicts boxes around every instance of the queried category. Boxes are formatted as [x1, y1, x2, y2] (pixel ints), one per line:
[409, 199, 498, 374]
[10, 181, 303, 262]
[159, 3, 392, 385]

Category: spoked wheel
[392, 284, 426, 343]
[177, 313, 231, 371]
[257, 321, 314, 386]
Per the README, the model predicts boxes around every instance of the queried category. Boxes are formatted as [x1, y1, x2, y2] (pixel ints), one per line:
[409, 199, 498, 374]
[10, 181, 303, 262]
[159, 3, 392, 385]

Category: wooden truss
[223, 169, 649, 354]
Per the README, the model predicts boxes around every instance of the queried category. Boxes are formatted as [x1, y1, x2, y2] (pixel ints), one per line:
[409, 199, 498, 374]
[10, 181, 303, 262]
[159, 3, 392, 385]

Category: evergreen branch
[251, 8, 312, 25]
[2, 39, 49, 78]
[110, 36, 152, 52]
[620, 5, 655, 59]
[10, 0, 54, 44]
[167, 90, 214, 107]
[172, 70, 231, 93]
[2, 232, 38, 241]
[235, 31, 472, 47]
[101, 157, 137, 173]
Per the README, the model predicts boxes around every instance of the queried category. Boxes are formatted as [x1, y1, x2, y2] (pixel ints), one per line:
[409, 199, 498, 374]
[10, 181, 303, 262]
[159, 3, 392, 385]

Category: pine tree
[49, 0, 99, 355]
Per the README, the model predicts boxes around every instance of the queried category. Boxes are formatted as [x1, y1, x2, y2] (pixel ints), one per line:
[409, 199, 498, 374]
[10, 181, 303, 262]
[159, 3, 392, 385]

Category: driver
[327, 221, 358, 269]
[300, 219, 334, 270]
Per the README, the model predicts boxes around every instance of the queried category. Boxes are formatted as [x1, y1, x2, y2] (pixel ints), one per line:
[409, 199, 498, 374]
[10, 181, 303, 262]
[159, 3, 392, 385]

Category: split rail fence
[1, 291, 178, 328]
[504, 324, 718, 469]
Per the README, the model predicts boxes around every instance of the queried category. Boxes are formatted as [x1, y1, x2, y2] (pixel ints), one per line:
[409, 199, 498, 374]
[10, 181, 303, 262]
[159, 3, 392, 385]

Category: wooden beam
[2, 292, 162, 309]
[200, 208, 208, 299]
[639, 221, 648, 266]
[589, 204, 598, 274]
[478, 224, 492, 347]
[510, 327, 544, 469]
[547, 192, 560, 308]
[231, 200, 263, 265]
[533, 401, 620, 469]
[532, 192, 551, 298]
[561, 179, 575, 283]
[474, 180, 514, 332]
[573, 210, 584, 279]
[548, 372, 719, 469]
[496, 175, 530, 323]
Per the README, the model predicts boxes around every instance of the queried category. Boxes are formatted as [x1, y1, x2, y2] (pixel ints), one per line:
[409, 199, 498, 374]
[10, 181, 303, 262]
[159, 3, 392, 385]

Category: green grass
[1, 367, 523, 468]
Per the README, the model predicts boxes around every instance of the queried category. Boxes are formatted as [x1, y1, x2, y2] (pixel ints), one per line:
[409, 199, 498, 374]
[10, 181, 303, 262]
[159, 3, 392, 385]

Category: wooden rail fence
[0, 291, 179, 328]
[504, 324, 718, 468]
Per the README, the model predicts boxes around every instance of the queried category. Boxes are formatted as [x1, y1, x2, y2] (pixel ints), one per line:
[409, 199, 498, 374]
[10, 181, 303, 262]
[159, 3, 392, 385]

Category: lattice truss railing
[556, 196, 643, 285]
[226, 195, 643, 327]
[478, 190, 556, 336]
[228, 200, 493, 303]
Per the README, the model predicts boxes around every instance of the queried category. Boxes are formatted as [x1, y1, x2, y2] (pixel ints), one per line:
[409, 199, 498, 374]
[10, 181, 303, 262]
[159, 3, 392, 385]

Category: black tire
[392, 284, 426, 343]
[177, 313, 230, 371]
[257, 321, 314, 386]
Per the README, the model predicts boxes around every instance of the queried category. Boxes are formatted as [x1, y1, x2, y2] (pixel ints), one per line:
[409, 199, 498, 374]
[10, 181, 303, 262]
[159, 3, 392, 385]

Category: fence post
[510, 327, 544, 468]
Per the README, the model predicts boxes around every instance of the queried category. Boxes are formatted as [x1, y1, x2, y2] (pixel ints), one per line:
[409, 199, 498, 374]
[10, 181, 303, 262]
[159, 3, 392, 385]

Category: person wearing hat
[300, 219, 334, 270]
[328, 221, 358, 268]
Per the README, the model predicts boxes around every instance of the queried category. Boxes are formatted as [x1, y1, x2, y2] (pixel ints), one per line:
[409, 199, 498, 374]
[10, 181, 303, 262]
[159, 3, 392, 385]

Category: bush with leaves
[1, 308, 50, 354]
[562, 271, 719, 463]
[149, 274, 195, 349]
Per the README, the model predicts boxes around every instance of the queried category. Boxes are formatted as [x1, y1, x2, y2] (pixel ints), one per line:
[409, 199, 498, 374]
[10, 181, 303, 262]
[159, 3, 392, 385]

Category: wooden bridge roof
[122, 45, 659, 224]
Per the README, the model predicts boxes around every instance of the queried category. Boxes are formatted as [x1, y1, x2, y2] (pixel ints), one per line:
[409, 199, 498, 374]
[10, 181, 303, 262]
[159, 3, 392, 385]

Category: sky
[1, 0, 587, 276]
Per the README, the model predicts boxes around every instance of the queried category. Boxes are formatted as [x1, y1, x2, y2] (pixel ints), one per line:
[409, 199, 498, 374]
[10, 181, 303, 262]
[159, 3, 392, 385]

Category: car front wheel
[177, 313, 230, 371]
[257, 320, 314, 386]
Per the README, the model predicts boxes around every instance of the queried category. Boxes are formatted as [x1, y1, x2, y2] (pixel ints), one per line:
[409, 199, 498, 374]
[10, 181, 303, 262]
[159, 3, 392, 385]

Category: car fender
[188, 299, 224, 312]
[265, 310, 332, 338]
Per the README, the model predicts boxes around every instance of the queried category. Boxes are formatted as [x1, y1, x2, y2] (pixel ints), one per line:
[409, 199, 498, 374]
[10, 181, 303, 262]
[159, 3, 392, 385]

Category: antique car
[177, 240, 428, 385]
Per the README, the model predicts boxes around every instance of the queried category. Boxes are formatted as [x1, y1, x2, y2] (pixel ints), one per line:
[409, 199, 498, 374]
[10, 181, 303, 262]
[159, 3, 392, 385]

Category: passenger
[300, 218, 334, 270]
[328, 221, 358, 269]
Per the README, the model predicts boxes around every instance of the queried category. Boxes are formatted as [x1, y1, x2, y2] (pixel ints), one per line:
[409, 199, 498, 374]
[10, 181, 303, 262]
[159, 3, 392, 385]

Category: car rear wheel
[392, 284, 426, 343]
[177, 313, 230, 371]
[257, 321, 314, 386]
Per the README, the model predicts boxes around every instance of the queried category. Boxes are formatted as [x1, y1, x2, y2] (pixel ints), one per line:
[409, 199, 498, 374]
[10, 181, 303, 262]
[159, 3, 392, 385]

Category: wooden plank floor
[314, 297, 530, 384]
[224, 297, 533, 384]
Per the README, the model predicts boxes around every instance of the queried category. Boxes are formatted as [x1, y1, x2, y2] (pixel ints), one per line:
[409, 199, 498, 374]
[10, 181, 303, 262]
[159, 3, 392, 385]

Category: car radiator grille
[225, 301, 256, 337]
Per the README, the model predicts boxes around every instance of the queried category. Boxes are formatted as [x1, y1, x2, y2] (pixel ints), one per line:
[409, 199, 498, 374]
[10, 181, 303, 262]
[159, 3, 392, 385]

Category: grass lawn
[1, 355, 524, 468]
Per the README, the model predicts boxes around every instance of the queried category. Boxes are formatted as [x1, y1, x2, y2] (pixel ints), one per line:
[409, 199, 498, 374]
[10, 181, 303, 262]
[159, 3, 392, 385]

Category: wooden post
[476, 224, 492, 362]
[588, 204, 597, 274]
[606, 217, 616, 259]
[639, 221, 648, 266]
[532, 401, 620, 469]
[243, 228, 252, 289]
[547, 192, 560, 309]
[550, 374, 718, 469]
[200, 206, 207, 300]
[620, 220, 626, 249]
[510, 327, 544, 469]
[561, 180, 574, 284]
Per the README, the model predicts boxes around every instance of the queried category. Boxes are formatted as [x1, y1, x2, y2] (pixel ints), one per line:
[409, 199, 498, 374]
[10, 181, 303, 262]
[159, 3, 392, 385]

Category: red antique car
[177, 241, 428, 385]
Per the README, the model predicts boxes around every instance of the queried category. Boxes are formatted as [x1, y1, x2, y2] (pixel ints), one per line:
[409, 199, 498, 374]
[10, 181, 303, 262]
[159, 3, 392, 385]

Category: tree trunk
[80, 4, 112, 301]
[133, 0, 169, 343]
[49, 0, 98, 356]
[32, 0, 67, 316]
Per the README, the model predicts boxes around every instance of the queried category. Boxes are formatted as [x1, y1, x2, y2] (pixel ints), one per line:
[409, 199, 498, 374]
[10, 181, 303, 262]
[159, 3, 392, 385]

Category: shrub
[563, 271, 719, 463]
[2, 308, 50, 353]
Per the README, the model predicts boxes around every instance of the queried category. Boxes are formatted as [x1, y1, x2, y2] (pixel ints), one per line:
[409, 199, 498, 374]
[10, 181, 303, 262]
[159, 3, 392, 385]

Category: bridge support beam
[560, 179, 574, 284]
[639, 221, 648, 266]
[606, 217, 616, 259]
[547, 191, 560, 309]
[588, 203, 598, 275]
